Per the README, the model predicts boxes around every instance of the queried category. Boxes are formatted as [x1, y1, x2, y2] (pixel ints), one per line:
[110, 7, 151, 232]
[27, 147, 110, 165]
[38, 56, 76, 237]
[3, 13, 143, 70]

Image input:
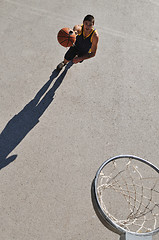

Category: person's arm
[73, 31, 99, 64]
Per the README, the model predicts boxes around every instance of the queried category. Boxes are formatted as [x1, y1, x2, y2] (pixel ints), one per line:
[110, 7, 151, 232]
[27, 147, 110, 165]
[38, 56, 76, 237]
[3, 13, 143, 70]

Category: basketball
[57, 28, 76, 47]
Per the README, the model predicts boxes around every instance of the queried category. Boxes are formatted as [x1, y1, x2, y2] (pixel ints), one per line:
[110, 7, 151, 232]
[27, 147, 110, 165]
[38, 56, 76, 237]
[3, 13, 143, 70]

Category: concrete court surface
[0, 0, 159, 239]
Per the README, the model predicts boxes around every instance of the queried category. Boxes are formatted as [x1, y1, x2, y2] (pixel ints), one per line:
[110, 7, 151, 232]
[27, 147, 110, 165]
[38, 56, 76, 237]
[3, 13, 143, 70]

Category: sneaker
[56, 61, 66, 71]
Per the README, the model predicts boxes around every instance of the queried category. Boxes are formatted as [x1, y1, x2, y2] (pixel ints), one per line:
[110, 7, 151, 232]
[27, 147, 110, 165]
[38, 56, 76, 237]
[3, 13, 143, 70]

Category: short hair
[83, 15, 95, 24]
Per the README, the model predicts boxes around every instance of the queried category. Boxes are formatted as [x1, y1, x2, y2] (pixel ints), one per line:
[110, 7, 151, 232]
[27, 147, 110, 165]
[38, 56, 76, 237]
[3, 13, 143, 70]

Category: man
[57, 15, 99, 70]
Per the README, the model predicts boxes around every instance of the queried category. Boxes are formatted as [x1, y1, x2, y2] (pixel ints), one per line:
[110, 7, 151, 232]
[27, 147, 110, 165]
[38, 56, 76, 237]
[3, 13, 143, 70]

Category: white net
[97, 157, 159, 233]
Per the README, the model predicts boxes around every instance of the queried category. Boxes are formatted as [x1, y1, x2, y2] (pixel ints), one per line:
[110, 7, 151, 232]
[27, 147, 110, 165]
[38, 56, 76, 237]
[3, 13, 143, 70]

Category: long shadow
[0, 62, 73, 170]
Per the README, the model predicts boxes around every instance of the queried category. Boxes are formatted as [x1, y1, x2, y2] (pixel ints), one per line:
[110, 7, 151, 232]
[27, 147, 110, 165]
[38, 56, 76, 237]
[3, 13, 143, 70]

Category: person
[56, 15, 99, 70]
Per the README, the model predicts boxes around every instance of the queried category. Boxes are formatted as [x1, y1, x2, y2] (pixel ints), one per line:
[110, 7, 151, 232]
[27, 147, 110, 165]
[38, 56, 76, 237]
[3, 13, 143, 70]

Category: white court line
[5, 0, 49, 14]
[4, 0, 73, 22]
[5, 0, 159, 48]
[98, 26, 159, 48]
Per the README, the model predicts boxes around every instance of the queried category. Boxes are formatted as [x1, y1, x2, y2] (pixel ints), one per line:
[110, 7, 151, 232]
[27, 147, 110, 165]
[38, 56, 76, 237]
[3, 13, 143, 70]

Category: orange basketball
[57, 28, 76, 47]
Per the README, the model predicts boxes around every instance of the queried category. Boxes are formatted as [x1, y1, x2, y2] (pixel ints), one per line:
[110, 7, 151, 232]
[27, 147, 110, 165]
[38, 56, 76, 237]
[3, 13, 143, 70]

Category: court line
[98, 26, 159, 47]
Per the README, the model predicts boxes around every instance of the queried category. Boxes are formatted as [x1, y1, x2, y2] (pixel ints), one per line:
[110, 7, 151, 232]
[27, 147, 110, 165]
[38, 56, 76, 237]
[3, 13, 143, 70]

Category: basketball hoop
[91, 155, 159, 240]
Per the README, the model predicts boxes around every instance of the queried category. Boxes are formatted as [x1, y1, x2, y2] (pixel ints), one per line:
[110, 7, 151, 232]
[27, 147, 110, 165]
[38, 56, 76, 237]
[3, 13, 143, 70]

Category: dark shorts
[64, 46, 87, 61]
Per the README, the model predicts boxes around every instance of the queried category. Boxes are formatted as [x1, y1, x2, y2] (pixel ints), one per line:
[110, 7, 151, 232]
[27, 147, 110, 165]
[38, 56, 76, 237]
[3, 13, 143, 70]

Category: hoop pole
[120, 232, 152, 240]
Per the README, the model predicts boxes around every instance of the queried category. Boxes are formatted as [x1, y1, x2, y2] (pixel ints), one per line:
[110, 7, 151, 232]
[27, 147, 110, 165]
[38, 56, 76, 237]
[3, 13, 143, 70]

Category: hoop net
[97, 157, 159, 233]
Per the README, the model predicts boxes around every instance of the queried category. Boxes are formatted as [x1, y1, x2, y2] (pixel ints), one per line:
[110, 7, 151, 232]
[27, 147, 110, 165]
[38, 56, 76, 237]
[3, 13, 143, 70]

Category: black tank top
[75, 25, 96, 53]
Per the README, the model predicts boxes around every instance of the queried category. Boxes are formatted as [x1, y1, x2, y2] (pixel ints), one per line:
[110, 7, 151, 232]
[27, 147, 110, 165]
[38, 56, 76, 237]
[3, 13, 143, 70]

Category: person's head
[83, 15, 95, 32]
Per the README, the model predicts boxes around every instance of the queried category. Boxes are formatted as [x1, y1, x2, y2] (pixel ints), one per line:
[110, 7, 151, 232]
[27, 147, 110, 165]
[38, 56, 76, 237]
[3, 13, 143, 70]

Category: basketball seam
[59, 39, 69, 44]
[58, 35, 70, 38]
[61, 29, 69, 35]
